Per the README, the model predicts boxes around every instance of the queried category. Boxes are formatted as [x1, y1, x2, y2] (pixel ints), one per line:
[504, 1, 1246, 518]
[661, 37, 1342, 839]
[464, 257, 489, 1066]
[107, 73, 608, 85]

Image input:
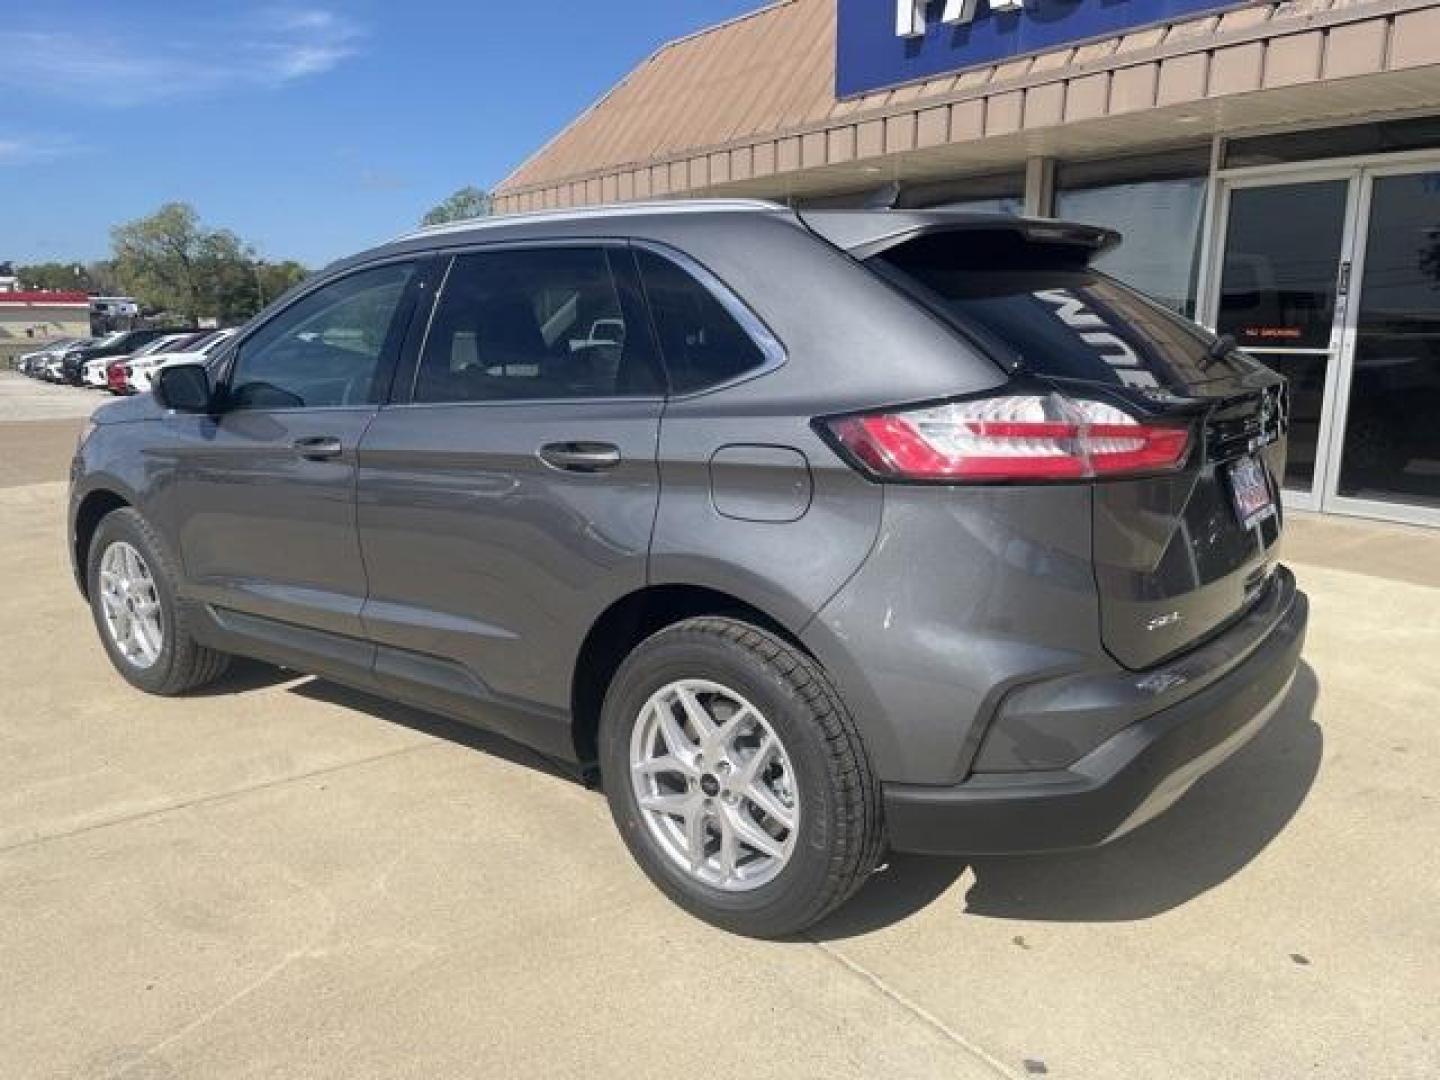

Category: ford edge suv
[68, 201, 1307, 936]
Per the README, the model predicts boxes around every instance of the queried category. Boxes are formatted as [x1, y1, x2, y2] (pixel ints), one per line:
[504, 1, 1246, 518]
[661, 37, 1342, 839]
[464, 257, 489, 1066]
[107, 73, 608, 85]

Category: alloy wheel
[98, 541, 164, 669]
[629, 678, 800, 891]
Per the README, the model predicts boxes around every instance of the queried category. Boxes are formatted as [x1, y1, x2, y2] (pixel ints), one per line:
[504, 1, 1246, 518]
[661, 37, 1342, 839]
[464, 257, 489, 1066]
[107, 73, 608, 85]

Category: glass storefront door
[1211, 175, 1356, 509]
[1207, 158, 1440, 525]
[1330, 168, 1440, 520]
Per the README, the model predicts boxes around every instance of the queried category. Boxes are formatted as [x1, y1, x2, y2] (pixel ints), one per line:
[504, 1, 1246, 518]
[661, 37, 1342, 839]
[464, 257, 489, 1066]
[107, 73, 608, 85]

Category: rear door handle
[538, 441, 621, 473]
[292, 435, 343, 460]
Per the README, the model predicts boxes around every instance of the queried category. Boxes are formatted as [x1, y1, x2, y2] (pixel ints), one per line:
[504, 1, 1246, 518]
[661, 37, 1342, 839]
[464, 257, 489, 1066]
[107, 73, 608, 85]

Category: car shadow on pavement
[207, 654, 1321, 938]
[808, 661, 1322, 939]
[286, 676, 579, 782]
[184, 657, 298, 696]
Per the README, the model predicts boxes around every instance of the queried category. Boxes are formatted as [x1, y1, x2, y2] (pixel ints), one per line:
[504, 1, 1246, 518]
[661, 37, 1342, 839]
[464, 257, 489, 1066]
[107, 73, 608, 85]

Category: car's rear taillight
[823, 393, 1191, 483]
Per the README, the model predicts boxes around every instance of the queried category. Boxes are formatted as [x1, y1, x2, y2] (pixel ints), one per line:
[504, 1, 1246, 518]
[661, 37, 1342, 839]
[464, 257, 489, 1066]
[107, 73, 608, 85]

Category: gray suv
[69, 201, 1307, 936]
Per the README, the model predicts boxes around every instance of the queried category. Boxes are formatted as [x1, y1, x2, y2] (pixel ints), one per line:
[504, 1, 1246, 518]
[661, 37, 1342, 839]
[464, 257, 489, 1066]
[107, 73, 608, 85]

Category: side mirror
[153, 361, 213, 413]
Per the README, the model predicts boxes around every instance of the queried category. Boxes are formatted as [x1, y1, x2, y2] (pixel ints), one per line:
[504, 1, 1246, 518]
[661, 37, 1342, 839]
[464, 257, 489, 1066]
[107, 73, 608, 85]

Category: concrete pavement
[1, 371, 1436, 1079]
[0, 369, 106, 422]
[0, 371, 98, 490]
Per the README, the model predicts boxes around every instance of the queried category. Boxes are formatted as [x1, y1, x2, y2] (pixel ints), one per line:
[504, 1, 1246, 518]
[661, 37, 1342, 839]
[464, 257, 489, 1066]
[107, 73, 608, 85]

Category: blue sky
[0, 1, 766, 269]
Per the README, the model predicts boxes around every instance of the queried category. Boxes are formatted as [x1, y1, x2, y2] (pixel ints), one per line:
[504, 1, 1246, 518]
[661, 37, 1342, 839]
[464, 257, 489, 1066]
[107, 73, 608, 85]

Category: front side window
[634, 249, 768, 394]
[228, 262, 414, 410]
[414, 247, 661, 403]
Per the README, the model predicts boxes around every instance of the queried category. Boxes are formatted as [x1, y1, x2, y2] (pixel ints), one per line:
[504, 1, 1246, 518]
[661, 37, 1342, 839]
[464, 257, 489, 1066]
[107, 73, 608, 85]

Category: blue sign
[837, 0, 1245, 98]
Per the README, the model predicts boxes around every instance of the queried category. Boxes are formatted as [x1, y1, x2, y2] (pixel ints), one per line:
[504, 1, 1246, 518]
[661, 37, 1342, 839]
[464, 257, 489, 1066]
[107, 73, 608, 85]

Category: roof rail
[392, 198, 787, 243]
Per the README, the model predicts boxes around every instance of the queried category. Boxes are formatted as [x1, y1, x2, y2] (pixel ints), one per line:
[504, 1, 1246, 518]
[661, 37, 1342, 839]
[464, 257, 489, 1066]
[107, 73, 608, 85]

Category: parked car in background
[50, 331, 126, 382]
[102, 333, 202, 395]
[19, 338, 87, 376]
[127, 329, 237, 394]
[42, 354, 69, 382]
[93, 336, 179, 392]
[68, 202, 1307, 937]
[82, 355, 113, 388]
[19, 339, 85, 376]
[60, 328, 191, 385]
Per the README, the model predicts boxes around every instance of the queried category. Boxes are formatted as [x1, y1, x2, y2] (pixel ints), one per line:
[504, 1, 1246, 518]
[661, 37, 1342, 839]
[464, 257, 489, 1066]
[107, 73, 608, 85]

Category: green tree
[421, 186, 491, 227]
[17, 262, 94, 291]
[85, 260, 123, 296]
[109, 203, 307, 323]
[255, 260, 309, 306]
[110, 203, 210, 321]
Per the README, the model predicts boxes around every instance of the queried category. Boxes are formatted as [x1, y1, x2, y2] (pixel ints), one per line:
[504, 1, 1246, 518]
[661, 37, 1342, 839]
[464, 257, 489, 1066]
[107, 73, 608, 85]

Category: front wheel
[599, 617, 883, 937]
[87, 508, 230, 695]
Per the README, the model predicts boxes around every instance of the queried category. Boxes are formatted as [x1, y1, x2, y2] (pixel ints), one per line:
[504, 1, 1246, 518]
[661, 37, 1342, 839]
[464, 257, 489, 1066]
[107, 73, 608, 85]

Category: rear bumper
[883, 573, 1308, 855]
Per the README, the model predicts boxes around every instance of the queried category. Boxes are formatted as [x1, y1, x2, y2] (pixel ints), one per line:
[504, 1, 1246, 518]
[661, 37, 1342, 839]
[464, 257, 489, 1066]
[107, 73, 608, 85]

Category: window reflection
[1055, 177, 1206, 317]
[1217, 181, 1347, 350]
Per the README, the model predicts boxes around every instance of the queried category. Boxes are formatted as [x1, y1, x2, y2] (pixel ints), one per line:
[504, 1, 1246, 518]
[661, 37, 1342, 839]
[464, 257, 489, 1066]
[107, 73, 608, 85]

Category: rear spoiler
[797, 209, 1120, 261]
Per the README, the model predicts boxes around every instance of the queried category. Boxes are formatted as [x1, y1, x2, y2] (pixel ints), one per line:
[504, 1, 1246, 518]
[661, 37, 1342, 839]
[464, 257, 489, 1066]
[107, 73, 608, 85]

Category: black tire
[599, 616, 883, 937]
[86, 508, 230, 695]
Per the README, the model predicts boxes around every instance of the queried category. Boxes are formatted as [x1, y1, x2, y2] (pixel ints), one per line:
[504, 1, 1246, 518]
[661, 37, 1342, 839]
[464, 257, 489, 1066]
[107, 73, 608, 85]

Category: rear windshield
[872, 231, 1245, 392]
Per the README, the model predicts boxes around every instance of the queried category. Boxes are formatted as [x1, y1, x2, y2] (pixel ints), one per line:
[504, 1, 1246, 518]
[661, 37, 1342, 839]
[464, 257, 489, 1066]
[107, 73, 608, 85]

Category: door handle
[292, 435, 344, 460]
[538, 441, 621, 473]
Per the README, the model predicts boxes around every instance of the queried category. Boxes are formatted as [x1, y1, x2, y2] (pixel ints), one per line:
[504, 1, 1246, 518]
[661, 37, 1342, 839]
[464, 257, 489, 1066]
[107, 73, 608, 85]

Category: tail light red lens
[825, 393, 1191, 482]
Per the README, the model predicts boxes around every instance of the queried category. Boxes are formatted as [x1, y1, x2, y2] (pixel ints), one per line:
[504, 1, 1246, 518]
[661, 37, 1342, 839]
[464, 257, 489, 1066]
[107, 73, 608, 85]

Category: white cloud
[0, 7, 364, 107]
[0, 135, 82, 165]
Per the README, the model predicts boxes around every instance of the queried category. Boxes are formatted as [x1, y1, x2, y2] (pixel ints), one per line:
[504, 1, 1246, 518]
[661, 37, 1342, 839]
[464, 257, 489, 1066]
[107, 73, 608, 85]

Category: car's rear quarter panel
[644, 215, 1035, 785]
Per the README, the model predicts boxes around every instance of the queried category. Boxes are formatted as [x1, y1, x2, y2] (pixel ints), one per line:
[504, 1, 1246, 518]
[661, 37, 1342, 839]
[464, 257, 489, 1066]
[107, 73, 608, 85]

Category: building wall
[0, 307, 91, 342]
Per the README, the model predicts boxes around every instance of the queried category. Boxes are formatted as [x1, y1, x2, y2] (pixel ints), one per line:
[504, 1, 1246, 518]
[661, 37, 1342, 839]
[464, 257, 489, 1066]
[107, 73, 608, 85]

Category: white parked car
[82, 355, 113, 388]
[127, 329, 236, 393]
[102, 333, 205, 394]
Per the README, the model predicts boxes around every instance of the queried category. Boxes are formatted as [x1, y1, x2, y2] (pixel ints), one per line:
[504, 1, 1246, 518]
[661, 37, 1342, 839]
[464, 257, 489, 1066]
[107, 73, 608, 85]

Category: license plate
[1228, 455, 1274, 529]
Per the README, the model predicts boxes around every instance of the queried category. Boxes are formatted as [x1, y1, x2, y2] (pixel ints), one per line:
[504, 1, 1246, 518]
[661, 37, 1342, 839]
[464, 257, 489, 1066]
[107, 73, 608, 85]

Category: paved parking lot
[0, 371, 101, 489]
[1, 371, 1436, 1079]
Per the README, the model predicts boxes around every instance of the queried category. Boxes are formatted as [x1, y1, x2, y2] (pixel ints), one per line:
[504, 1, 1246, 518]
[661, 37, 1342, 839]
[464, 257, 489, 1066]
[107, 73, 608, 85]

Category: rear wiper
[1202, 333, 1236, 371]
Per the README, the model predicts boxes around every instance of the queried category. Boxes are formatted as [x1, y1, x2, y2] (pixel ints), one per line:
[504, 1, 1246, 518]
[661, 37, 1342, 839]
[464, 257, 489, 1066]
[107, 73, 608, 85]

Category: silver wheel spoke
[632, 752, 694, 782]
[711, 705, 755, 755]
[742, 778, 796, 832]
[638, 791, 693, 817]
[737, 733, 775, 787]
[684, 803, 709, 872]
[654, 704, 699, 766]
[722, 803, 785, 860]
[717, 813, 740, 879]
[675, 685, 717, 746]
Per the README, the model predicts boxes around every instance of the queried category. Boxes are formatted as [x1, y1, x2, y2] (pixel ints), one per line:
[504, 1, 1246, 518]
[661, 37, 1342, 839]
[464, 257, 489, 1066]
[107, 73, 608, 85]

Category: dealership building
[493, 0, 1440, 526]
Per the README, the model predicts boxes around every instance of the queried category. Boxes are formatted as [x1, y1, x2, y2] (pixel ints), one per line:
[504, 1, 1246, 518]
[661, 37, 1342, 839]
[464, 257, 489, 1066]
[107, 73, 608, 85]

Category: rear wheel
[599, 617, 883, 937]
[87, 508, 230, 695]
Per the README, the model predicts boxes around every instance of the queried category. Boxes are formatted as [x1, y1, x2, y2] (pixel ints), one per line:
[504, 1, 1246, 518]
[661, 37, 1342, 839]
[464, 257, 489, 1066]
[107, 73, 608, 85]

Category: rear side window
[414, 247, 662, 403]
[873, 231, 1247, 392]
[635, 249, 769, 394]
